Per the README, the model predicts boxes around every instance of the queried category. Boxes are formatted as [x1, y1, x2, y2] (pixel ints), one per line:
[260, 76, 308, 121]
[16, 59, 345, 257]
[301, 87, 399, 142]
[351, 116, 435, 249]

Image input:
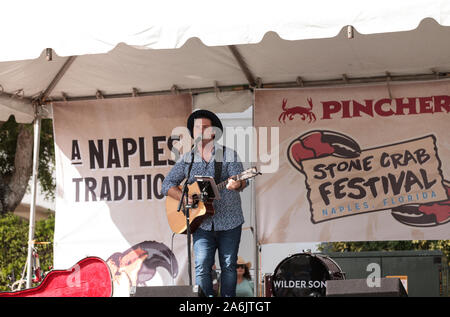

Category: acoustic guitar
[165, 167, 260, 234]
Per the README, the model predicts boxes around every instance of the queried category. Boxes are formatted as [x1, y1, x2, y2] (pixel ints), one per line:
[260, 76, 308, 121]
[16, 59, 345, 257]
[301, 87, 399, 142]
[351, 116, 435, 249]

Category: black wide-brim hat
[187, 109, 223, 138]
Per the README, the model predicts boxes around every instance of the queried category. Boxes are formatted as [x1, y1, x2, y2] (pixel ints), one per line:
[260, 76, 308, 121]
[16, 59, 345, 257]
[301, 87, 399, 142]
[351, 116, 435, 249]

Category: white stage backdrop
[52, 95, 192, 296]
[255, 80, 450, 244]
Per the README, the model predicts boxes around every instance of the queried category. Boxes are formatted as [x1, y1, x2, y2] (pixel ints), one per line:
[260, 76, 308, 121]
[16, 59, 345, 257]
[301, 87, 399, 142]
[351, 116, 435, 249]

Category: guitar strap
[214, 145, 224, 185]
[212, 145, 224, 232]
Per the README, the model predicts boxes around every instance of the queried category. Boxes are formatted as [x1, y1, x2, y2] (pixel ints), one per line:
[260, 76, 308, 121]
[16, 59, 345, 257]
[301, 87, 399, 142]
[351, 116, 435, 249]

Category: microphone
[191, 136, 202, 150]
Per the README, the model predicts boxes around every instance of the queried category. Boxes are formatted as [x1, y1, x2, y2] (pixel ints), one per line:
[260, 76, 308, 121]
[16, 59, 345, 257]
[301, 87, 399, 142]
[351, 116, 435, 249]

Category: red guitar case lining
[0, 257, 113, 297]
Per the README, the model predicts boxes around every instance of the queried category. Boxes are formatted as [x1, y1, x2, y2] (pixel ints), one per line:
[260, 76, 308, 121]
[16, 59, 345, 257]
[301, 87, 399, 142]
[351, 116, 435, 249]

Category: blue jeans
[193, 225, 242, 297]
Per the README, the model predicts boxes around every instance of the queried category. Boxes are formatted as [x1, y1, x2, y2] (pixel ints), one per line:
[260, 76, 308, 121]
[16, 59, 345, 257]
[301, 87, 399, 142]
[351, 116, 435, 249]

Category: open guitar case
[0, 257, 113, 297]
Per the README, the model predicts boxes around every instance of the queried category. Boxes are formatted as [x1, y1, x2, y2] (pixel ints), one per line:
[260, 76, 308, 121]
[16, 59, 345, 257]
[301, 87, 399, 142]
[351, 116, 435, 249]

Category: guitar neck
[216, 174, 240, 191]
[207, 167, 259, 192]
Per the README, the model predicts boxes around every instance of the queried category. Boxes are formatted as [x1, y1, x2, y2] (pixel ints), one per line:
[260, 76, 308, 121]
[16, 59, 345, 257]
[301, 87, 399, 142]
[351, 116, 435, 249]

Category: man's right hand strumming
[168, 186, 194, 207]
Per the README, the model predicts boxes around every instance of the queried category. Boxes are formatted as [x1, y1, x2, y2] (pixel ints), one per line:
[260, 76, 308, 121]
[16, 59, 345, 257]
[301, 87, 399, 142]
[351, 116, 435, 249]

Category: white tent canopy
[1, 0, 450, 122]
[2, 0, 450, 61]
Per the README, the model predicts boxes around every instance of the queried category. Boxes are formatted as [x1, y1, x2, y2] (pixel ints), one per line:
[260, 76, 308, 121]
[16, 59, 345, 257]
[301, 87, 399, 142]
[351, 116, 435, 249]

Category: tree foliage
[0, 114, 56, 291]
[0, 115, 55, 214]
[0, 115, 55, 197]
[37, 118, 56, 200]
[319, 240, 450, 259]
[0, 116, 20, 175]
[0, 212, 54, 291]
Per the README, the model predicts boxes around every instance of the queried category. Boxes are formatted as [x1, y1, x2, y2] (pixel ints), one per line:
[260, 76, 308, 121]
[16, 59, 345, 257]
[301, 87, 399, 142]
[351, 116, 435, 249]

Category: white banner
[52, 95, 192, 296]
[255, 80, 450, 244]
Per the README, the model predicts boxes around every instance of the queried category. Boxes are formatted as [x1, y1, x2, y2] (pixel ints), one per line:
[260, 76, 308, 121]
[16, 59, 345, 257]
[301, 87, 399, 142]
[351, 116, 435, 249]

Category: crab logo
[279, 98, 317, 123]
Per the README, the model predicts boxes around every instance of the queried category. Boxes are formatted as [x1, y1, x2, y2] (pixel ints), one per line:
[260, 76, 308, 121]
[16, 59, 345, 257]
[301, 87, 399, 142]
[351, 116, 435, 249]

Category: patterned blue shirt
[162, 143, 245, 231]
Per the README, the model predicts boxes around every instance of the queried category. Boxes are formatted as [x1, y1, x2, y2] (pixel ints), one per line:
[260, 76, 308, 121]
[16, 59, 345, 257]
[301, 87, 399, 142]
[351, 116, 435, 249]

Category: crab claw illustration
[136, 241, 179, 285]
[391, 183, 450, 227]
[288, 130, 361, 171]
[107, 240, 178, 287]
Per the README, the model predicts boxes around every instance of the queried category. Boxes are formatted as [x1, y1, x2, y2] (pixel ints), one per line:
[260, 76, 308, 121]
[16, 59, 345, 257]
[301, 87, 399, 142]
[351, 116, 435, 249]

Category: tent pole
[228, 45, 256, 87]
[251, 102, 260, 297]
[44, 72, 449, 104]
[252, 177, 260, 296]
[26, 104, 41, 289]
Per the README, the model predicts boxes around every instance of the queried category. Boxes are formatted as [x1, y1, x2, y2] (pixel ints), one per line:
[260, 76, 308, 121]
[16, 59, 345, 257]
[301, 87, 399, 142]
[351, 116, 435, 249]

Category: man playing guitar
[162, 109, 247, 297]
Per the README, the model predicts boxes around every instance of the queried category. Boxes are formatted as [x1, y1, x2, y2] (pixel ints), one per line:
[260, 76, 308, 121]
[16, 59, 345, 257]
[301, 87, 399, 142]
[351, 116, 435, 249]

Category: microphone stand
[177, 144, 197, 286]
